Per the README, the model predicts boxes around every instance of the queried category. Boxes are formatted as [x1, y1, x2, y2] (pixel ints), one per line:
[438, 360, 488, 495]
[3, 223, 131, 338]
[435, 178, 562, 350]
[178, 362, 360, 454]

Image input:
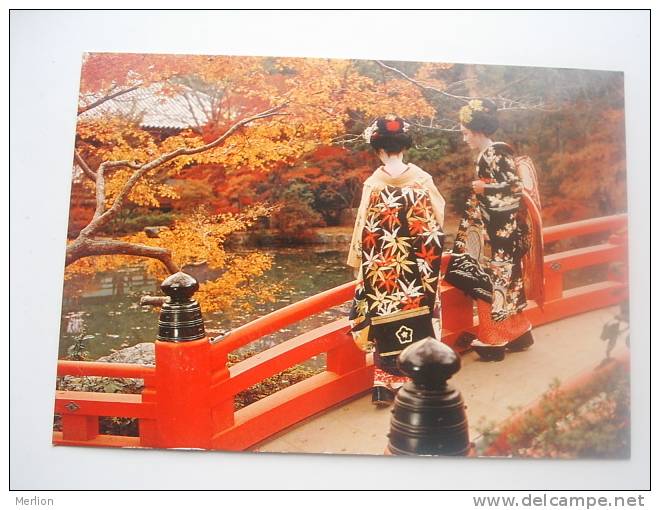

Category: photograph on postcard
[54, 52, 629, 458]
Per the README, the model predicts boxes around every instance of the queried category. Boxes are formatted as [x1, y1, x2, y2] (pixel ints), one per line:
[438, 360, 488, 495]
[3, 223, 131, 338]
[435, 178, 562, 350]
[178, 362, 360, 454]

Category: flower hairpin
[468, 99, 485, 111]
[459, 106, 473, 125]
[459, 99, 485, 125]
[363, 117, 410, 143]
[384, 117, 401, 133]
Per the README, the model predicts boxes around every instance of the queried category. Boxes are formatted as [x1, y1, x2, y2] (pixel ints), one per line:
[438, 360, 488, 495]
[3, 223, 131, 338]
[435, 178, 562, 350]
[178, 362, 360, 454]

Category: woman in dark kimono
[347, 115, 446, 404]
[445, 99, 535, 361]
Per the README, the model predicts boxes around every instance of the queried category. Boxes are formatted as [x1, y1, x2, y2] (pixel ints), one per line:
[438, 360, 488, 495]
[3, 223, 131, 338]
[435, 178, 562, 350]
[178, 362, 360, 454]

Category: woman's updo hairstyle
[363, 114, 412, 155]
[459, 99, 499, 136]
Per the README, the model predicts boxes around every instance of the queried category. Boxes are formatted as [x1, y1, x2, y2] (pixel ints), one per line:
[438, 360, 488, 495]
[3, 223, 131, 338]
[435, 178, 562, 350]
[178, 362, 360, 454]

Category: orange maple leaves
[70, 53, 451, 314]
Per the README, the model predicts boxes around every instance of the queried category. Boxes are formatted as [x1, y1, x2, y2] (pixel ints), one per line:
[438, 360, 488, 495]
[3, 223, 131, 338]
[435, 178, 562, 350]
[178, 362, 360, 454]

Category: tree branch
[409, 118, 461, 132]
[78, 102, 289, 238]
[375, 60, 472, 102]
[88, 160, 142, 222]
[140, 295, 169, 307]
[74, 150, 97, 181]
[77, 84, 142, 116]
[444, 78, 478, 92]
[183, 91, 204, 133]
[330, 133, 364, 146]
[490, 73, 533, 96]
[375, 60, 553, 112]
[66, 238, 180, 273]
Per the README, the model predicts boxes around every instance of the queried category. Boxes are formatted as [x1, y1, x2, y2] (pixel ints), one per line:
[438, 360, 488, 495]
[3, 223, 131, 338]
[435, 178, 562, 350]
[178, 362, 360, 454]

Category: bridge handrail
[544, 242, 625, 272]
[56, 360, 155, 381]
[542, 213, 627, 243]
[54, 390, 155, 419]
[55, 213, 628, 380]
[210, 281, 355, 360]
[211, 319, 353, 407]
[211, 213, 628, 358]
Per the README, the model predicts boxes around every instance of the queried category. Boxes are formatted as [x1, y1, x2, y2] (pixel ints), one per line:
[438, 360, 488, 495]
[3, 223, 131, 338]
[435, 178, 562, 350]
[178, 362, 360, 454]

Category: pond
[59, 246, 355, 369]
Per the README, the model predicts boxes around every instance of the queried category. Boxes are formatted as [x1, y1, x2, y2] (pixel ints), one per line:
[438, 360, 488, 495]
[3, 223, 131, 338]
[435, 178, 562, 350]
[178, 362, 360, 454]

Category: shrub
[478, 362, 630, 459]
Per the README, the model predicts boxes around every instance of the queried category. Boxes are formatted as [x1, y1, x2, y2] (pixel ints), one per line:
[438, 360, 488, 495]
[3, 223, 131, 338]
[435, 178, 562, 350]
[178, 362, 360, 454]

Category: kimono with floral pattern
[348, 165, 445, 378]
[446, 142, 528, 322]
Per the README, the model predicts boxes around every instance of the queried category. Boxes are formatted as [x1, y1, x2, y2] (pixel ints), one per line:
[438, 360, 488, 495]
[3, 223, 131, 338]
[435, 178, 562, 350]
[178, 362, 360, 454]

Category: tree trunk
[66, 237, 180, 274]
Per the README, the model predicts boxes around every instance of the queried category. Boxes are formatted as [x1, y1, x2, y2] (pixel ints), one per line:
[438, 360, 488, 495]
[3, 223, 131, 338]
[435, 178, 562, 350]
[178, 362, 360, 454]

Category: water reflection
[59, 247, 354, 369]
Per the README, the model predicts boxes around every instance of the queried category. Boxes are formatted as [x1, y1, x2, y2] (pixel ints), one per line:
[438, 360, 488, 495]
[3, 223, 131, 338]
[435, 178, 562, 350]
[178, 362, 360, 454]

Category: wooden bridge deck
[252, 306, 626, 455]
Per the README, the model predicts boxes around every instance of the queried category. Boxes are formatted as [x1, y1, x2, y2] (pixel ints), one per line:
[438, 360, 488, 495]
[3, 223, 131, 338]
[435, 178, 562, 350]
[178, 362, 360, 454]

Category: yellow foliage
[196, 252, 285, 314]
[101, 168, 181, 209]
[65, 205, 281, 313]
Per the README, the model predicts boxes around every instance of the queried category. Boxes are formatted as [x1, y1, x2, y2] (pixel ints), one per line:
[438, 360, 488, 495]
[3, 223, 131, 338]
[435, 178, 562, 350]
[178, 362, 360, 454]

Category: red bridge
[53, 213, 628, 451]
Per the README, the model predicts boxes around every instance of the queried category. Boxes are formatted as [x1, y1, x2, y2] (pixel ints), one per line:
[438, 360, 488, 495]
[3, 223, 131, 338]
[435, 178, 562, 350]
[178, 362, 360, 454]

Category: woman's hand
[472, 180, 486, 194]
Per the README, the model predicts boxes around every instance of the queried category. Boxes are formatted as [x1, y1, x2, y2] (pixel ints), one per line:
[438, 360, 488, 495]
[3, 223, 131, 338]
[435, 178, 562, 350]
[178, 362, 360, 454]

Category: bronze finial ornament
[387, 337, 470, 456]
[157, 271, 206, 342]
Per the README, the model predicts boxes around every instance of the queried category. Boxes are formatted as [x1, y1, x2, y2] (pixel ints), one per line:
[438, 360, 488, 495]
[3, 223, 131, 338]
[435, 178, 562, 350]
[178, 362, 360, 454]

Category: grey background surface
[9, 10, 650, 489]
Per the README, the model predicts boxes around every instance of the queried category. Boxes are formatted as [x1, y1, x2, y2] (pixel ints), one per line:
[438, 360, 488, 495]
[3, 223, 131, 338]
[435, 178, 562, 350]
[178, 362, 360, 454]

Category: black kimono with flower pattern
[349, 183, 444, 371]
[445, 143, 528, 322]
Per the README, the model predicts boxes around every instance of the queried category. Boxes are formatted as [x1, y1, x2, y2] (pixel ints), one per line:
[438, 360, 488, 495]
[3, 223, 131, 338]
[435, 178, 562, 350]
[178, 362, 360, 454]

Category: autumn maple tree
[67, 53, 447, 311]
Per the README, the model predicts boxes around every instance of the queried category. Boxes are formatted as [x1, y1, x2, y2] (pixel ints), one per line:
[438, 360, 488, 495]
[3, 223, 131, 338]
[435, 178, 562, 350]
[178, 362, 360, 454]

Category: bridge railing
[53, 213, 628, 450]
[54, 361, 156, 446]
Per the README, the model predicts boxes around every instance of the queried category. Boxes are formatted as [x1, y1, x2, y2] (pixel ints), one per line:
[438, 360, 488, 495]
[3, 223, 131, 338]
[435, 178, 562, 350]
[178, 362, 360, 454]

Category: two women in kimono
[348, 103, 537, 405]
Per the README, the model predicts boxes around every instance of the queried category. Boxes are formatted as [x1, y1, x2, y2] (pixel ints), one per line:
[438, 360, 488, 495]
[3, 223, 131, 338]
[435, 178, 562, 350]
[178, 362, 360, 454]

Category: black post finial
[387, 337, 470, 456]
[157, 272, 206, 342]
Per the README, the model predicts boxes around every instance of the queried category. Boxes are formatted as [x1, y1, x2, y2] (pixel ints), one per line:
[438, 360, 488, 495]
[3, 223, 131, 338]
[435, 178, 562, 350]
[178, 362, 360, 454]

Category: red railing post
[326, 331, 366, 375]
[209, 346, 235, 434]
[154, 339, 213, 448]
[152, 272, 214, 449]
[544, 261, 564, 301]
[608, 231, 629, 285]
[138, 377, 158, 447]
[61, 414, 98, 441]
[441, 285, 475, 333]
